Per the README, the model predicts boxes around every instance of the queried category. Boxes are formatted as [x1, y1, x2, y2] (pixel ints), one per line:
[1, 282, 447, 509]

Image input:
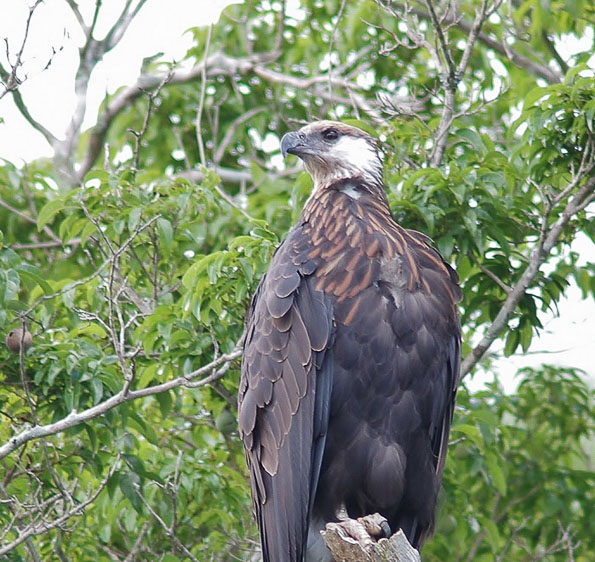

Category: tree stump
[321, 514, 421, 562]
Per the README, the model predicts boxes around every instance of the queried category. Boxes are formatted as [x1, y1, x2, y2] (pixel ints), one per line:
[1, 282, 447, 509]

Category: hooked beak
[280, 131, 304, 158]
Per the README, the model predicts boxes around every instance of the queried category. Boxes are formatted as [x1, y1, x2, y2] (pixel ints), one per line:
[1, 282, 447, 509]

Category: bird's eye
[323, 128, 339, 141]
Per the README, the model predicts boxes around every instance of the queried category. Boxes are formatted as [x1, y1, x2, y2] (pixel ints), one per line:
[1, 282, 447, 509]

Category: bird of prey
[238, 121, 461, 562]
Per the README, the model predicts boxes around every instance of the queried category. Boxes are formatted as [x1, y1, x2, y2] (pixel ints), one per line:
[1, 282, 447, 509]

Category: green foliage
[432, 366, 594, 561]
[0, 0, 593, 559]
[0, 166, 265, 557]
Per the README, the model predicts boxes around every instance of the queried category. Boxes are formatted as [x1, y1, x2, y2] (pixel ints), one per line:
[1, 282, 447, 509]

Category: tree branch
[0, 346, 242, 461]
[134, 485, 200, 562]
[64, 0, 87, 34]
[129, 70, 173, 179]
[540, 31, 569, 75]
[176, 163, 303, 186]
[74, 50, 280, 184]
[252, 65, 383, 124]
[390, 1, 562, 83]
[103, 0, 149, 51]
[0, 67, 58, 145]
[213, 106, 266, 164]
[323, 521, 421, 562]
[460, 174, 595, 379]
[425, 0, 494, 167]
[0, 0, 44, 100]
[0, 457, 120, 556]
[196, 24, 213, 167]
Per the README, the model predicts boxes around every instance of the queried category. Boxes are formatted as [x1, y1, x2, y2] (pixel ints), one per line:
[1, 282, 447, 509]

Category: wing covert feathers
[239, 229, 334, 562]
[239, 180, 461, 560]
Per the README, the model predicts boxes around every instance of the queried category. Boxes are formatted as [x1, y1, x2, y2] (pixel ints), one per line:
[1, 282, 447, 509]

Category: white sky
[0, 0, 593, 390]
[0, 0, 242, 162]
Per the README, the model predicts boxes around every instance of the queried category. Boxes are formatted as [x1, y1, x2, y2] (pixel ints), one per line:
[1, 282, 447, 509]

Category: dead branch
[62, 0, 150, 165]
[0, 0, 44, 100]
[135, 482, 199, 562]
[129, 70, 174, 179]
[425, 0, 494, 167]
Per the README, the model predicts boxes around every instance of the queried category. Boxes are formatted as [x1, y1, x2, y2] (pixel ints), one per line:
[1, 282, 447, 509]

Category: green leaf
[157, 217, 174, 251]
[504, 329, 519, 357]
[452, 423, 483, 446]
[119, 472, 143, 513]
[37, 197, 65, 230]
[17, 264, 53, 295]
[128, 207, 142, 231]
[457, 128, 486, 155]
[156, 390, 172, 417]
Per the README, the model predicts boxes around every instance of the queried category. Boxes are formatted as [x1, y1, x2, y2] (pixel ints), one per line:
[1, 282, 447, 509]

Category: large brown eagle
[238, 121, 461, 562]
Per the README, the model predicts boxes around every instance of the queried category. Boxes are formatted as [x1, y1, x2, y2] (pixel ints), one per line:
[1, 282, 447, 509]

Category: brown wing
[238, 227, 334, 562]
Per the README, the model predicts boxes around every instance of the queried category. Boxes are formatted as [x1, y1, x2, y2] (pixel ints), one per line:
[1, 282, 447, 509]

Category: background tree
[0, 0, 593, 560]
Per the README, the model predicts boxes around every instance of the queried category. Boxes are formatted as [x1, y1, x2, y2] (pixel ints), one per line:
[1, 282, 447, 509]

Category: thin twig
[470, 254, 512, 294]
[0, 456, 121, 556]
[196, 25, 213, 167]
[213, 106, 266, 164]
[327, 0, 348, 114]
[76, 49, 279, 184]
[390, 2, 562, 83]
[123, 521, 151, 562]
[0, 0, 44, 99]
[130, 70, 174, 180]
[134, 484, 200, 562]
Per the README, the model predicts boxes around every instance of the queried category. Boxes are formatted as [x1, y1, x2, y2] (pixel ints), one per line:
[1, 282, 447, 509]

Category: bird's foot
[325, 513, 391, 549]
[322, 516, 422, 562]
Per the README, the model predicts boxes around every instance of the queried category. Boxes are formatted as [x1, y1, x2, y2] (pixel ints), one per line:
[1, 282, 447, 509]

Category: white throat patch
[334, 136, 379, 173]
[308, 134, 382, 190]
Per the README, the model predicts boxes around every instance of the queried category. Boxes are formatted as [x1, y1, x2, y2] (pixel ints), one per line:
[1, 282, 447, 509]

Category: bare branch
[0, 197, 62, 244]
[0, 68, 58, 145]
[460, 174, 595, 379]
[213, 106, 266, 164]
[10, 238, 81, 251]
[390, 2, 562, 83]
[64, 1, 86, 33]
[0, 346, 242, 461]
[327, 0, 348, 113]
[423, 0, 459, 167]
[0, 0, 44, 100]
[196, 25, 214, 167]
[252, 66, 383, 124]
[123, 521, 151, 562]
[0, 483, 43, 562]
[425, 0, 494, 167]
[75, 50, 279, 184]
[540, 31, 569, 75]
[473, 258, 512, 294]
[104, 1, 149, 51]
[456, 0, 497, 78]
[135, 485, 200, 562]
[0, 457, 120, 556]
[423, 0, 457, 78]
[130, 70, 174, 179]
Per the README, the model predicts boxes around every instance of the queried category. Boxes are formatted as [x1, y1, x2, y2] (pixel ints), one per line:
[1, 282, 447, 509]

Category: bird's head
[281, 121, 383, 192]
